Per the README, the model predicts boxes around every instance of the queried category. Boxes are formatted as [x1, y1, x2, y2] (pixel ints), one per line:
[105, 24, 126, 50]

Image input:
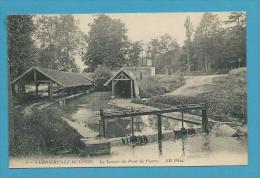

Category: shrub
[229, 67, 247, 77]
[146, 71, 247, 122]
[156, 74, 185, 92]
[9, 106, 84, 156]
[139, 77, 167, 98]
[93, 65, 112, 91]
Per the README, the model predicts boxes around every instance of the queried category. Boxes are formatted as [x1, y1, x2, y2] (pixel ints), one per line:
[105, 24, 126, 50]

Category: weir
[99, 103, 209, 144]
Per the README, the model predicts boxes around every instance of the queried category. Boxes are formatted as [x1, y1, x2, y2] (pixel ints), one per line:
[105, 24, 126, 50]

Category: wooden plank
[56, 92, 86, 101]
[102, 103, 208, 119]
[34, 80, 54, 83]
[161, 114, 201, 125]
[112, 79, 131, 81]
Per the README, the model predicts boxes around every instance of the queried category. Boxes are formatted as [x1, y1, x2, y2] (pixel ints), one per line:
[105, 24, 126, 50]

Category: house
[104, 67, 155, 99]
[11, 66, 93, 99]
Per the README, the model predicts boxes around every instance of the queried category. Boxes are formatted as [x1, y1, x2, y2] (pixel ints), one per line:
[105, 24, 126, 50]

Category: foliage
[139, 77, 167, 98]
[190, 12, 246, 72]
[146, 69, 247, 121]
[125, 41, 143, 67]
[146, 33, 180, 74]
[93, 65, 113, 91]
[143, 12, 246, 74]
[8, 15, 37, 81]
[138, 75, 184, 98]
[9, 106, 84, 156]
[35, 15, 83, 72]
[184, 16, 193, 72]
[82, 15, 128, 72]
[156, 75, 185, 92]
[192, 13, 222, 72]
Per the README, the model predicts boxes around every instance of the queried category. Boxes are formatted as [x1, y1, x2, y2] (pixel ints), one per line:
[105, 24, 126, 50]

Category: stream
[62, 92, 248, 166]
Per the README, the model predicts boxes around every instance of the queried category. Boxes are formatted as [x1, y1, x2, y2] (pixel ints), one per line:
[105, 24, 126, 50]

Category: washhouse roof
[11, 66, 93, 88]
[103, 69, 137, 86]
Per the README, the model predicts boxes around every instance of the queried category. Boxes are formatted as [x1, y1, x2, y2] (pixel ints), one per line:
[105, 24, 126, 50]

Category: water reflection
[202, 134, 211, 152]
[158, 140, 162, 155]
[64, 92, 247, 164]
[181, 137, 186, 157]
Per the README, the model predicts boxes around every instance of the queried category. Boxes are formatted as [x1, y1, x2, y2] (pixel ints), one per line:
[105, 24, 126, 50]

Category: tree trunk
[204, 53, 208, 72]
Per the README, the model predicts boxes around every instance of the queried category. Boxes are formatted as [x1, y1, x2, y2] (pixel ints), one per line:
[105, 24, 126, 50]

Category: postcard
[8, 12, 247, 168]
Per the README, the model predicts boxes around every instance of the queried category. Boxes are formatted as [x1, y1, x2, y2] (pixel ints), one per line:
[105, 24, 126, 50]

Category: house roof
[81, 72, 94, 81]
[11, 66, 93, 88]
[103, 69, 137, 86]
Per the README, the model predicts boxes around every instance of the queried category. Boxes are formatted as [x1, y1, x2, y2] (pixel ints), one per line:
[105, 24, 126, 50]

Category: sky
[75, 12, 231, 46]
[73, 12, 232, 69]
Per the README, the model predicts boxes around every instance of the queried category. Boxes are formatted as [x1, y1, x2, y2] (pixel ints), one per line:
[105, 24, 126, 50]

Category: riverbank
[10, 132, 248, 168]
[138, 68, 247, 123]
[109, 98, 247, 135]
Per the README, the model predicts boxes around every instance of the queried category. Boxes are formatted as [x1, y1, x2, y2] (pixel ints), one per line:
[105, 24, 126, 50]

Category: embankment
[142, 68, 247, 122]
[9, 106, 85, 156]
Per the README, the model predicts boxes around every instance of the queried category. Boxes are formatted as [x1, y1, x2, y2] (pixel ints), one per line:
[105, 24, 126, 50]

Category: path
[167, 74, 227, 96]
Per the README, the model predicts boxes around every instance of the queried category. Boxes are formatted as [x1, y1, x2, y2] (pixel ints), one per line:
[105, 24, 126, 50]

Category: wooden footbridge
[100, 103, 209, 143]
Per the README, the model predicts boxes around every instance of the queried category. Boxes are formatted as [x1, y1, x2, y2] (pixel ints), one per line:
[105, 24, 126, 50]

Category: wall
[121, 67, 155, 81]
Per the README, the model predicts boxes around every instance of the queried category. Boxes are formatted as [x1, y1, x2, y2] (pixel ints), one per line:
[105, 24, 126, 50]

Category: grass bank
[9, 106, 85, 156]
[137, 68, 247, 122]
[139, 74, 185, 98]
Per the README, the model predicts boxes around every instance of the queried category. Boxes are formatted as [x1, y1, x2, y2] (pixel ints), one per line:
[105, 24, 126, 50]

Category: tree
[8, 15, 36, 80]
[193, 13, 222, 72]
[125, 41, 143, 67]
[223, 12, 246, 68]
[226, 12, 246, 27]
[92, 65, 112, 91]
[35, 15, 83, 72]
[82, 15, 128, 72]
[146, 34, 180, 74]
[184, 17, 193, 72]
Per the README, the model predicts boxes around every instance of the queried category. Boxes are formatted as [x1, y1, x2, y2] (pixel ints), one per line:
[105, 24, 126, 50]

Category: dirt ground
[167, 74, 228, 96]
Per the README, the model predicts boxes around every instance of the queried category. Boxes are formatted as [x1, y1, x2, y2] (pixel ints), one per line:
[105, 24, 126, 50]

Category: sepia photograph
[8, 12, 247, 168]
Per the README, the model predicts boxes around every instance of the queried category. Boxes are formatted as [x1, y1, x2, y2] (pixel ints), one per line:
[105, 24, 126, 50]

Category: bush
[93, 65, 112, 91]
[139, 77, 167, 98]
[9, 106, 84, 156]
[229, 67, 246, 77]
[156, 74, 185, 92]
[146, 70, 247, 122]
[138, 74, 185, 98]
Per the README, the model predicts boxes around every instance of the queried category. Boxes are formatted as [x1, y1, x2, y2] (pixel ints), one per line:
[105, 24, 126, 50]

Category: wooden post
[157, 114, 162, 142]
[157, 114, 162, 154]
[131, 107, 134, 136]
[181, 112, 184, 129]
[100, 109, 106, 137]
[99, 120, 102, 138]
[12, 84, 16, 96]
[35, 83, 39, 96]
[48, 83, 50, 97]
[130, 80, 133, 99]
[48, 81, 53, 99]
[61, 88, 65, 97]
[111, 80, 115, 98]
[202, 109, 209, 133]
